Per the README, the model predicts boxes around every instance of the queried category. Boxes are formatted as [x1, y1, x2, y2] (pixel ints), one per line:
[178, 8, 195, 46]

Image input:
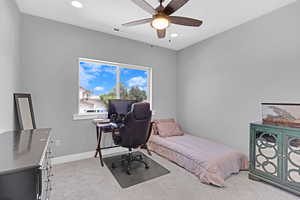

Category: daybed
[148, 119, 248, 187]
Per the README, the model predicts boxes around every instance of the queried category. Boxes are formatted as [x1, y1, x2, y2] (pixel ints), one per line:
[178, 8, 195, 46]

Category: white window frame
[73, 58, 152, 120]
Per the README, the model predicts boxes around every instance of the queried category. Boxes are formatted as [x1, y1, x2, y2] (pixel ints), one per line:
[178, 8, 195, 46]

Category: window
[78, 58, 151, 116]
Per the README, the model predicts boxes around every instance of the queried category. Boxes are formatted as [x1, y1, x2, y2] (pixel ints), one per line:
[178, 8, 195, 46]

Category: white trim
[73, 109, 156, 120]
[78, 58, 81, 116]
[79, 58, 151, 71]
[0, 129, 8, 134]
[51, 147, 127, 165]
[148, 68, 153, 110]
[116, 66, 120, 99]
[73, 113, 107, 120]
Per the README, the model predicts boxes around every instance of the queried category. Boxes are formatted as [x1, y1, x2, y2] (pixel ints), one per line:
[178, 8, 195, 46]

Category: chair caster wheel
[111, 163, 116, 169]
[145, 165, 149, 169]
[126, 170, 131, 175]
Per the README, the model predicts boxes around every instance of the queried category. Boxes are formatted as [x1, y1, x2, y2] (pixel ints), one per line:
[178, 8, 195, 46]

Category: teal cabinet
[249, 122, 300, 195]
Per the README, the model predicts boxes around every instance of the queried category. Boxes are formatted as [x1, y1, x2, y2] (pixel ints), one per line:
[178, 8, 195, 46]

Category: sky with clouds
[80, 61, 148, 96]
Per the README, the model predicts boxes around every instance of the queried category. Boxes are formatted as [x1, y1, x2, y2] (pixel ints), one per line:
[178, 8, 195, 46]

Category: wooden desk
[92, 120, 119, 167]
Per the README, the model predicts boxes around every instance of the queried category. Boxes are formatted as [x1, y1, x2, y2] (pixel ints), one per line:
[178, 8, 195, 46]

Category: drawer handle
[282, 155, 286, 159]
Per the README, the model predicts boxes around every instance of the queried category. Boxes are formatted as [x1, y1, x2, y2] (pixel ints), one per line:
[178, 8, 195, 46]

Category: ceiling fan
[122, 0, 203, 39]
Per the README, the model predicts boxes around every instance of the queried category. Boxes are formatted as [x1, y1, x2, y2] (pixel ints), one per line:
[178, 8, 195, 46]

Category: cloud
[80, 62, 116, 75]
[102, 65, 116, 74]
[94, 86, 104, 91]
[127, 76, 147, 87]
[80, 62, 98, 73]
[80, 66, 96, 88]
[79, 62, 116, 89]
[121, 68, 130, 75]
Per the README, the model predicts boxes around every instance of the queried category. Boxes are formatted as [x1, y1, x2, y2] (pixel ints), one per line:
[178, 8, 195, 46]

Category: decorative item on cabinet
[262, 103, 300, 128]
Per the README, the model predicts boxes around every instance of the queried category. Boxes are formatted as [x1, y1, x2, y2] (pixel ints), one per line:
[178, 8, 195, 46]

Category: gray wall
[177, 1, 300, 154]
[20, 14, 177, 156]
[0, 0, 20, 133]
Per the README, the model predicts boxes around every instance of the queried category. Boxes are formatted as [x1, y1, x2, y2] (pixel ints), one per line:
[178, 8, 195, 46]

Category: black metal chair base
[112, 151, 149, 175]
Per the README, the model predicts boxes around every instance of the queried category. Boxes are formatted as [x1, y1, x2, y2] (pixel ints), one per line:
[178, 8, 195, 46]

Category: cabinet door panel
[253, 128, 281, 180]
[284, 134, 300, 188]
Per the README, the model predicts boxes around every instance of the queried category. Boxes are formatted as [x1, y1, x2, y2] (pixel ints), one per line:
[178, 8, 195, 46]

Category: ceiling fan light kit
[123, 0, 202, 39]
[151, 15, 170, 30]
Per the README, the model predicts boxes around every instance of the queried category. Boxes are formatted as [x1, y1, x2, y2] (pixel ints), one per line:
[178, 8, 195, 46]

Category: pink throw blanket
[149, 134, 248, 187]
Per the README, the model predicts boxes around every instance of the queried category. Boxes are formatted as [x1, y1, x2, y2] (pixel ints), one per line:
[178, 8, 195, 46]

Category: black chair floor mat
[103, 152, 170, 188]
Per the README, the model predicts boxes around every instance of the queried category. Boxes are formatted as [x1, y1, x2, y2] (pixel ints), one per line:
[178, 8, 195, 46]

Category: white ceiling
[16, 0, 295, 50]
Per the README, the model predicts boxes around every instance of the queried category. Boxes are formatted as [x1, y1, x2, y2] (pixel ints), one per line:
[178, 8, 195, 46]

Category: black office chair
[111, 102, 152, 175]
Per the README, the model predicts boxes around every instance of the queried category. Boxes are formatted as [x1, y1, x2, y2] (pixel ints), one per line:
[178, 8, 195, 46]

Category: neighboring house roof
[80, 87, 92, 94]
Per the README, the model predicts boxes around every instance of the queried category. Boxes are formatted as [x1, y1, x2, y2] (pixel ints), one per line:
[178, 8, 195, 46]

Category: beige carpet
[51, 151, 298, 200]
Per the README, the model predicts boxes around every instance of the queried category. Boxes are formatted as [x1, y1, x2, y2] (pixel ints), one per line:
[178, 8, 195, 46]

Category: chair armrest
[110, 122, 124, 138]
[110, 122, 125, 129]
[110, 122, 118, 128]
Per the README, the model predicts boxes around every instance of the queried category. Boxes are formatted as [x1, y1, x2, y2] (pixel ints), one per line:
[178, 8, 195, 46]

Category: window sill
[73, 113, 107, 121]
[73, 110, 156, 121]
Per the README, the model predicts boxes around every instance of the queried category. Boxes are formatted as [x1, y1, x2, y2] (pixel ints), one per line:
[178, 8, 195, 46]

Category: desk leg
[94, 126, 100, 158]
[96, 128, 104, 167]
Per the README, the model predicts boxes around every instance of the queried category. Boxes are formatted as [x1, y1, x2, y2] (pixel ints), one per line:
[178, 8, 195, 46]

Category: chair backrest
[108, 99, 137, 121]
[119, 102, 152, 148]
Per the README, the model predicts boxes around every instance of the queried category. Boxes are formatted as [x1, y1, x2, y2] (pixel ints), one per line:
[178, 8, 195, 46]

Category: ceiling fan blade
[122, 18, 152, 27]
[163, 0, 189, 16]
[132, 0, 157, 15]
[157, 29, 166, 39]
[169, 16, 202, 26]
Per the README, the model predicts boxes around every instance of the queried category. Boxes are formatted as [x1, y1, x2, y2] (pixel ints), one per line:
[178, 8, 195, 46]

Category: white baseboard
[51, 147, 127, 165]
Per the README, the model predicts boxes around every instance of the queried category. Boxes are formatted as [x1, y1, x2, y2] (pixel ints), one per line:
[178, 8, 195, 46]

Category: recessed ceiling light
[71, 1, 83, 8]
[170, 33, 178, 38]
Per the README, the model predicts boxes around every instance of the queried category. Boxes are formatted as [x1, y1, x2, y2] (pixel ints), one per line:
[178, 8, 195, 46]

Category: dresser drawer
[38, 138, 54, 200]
